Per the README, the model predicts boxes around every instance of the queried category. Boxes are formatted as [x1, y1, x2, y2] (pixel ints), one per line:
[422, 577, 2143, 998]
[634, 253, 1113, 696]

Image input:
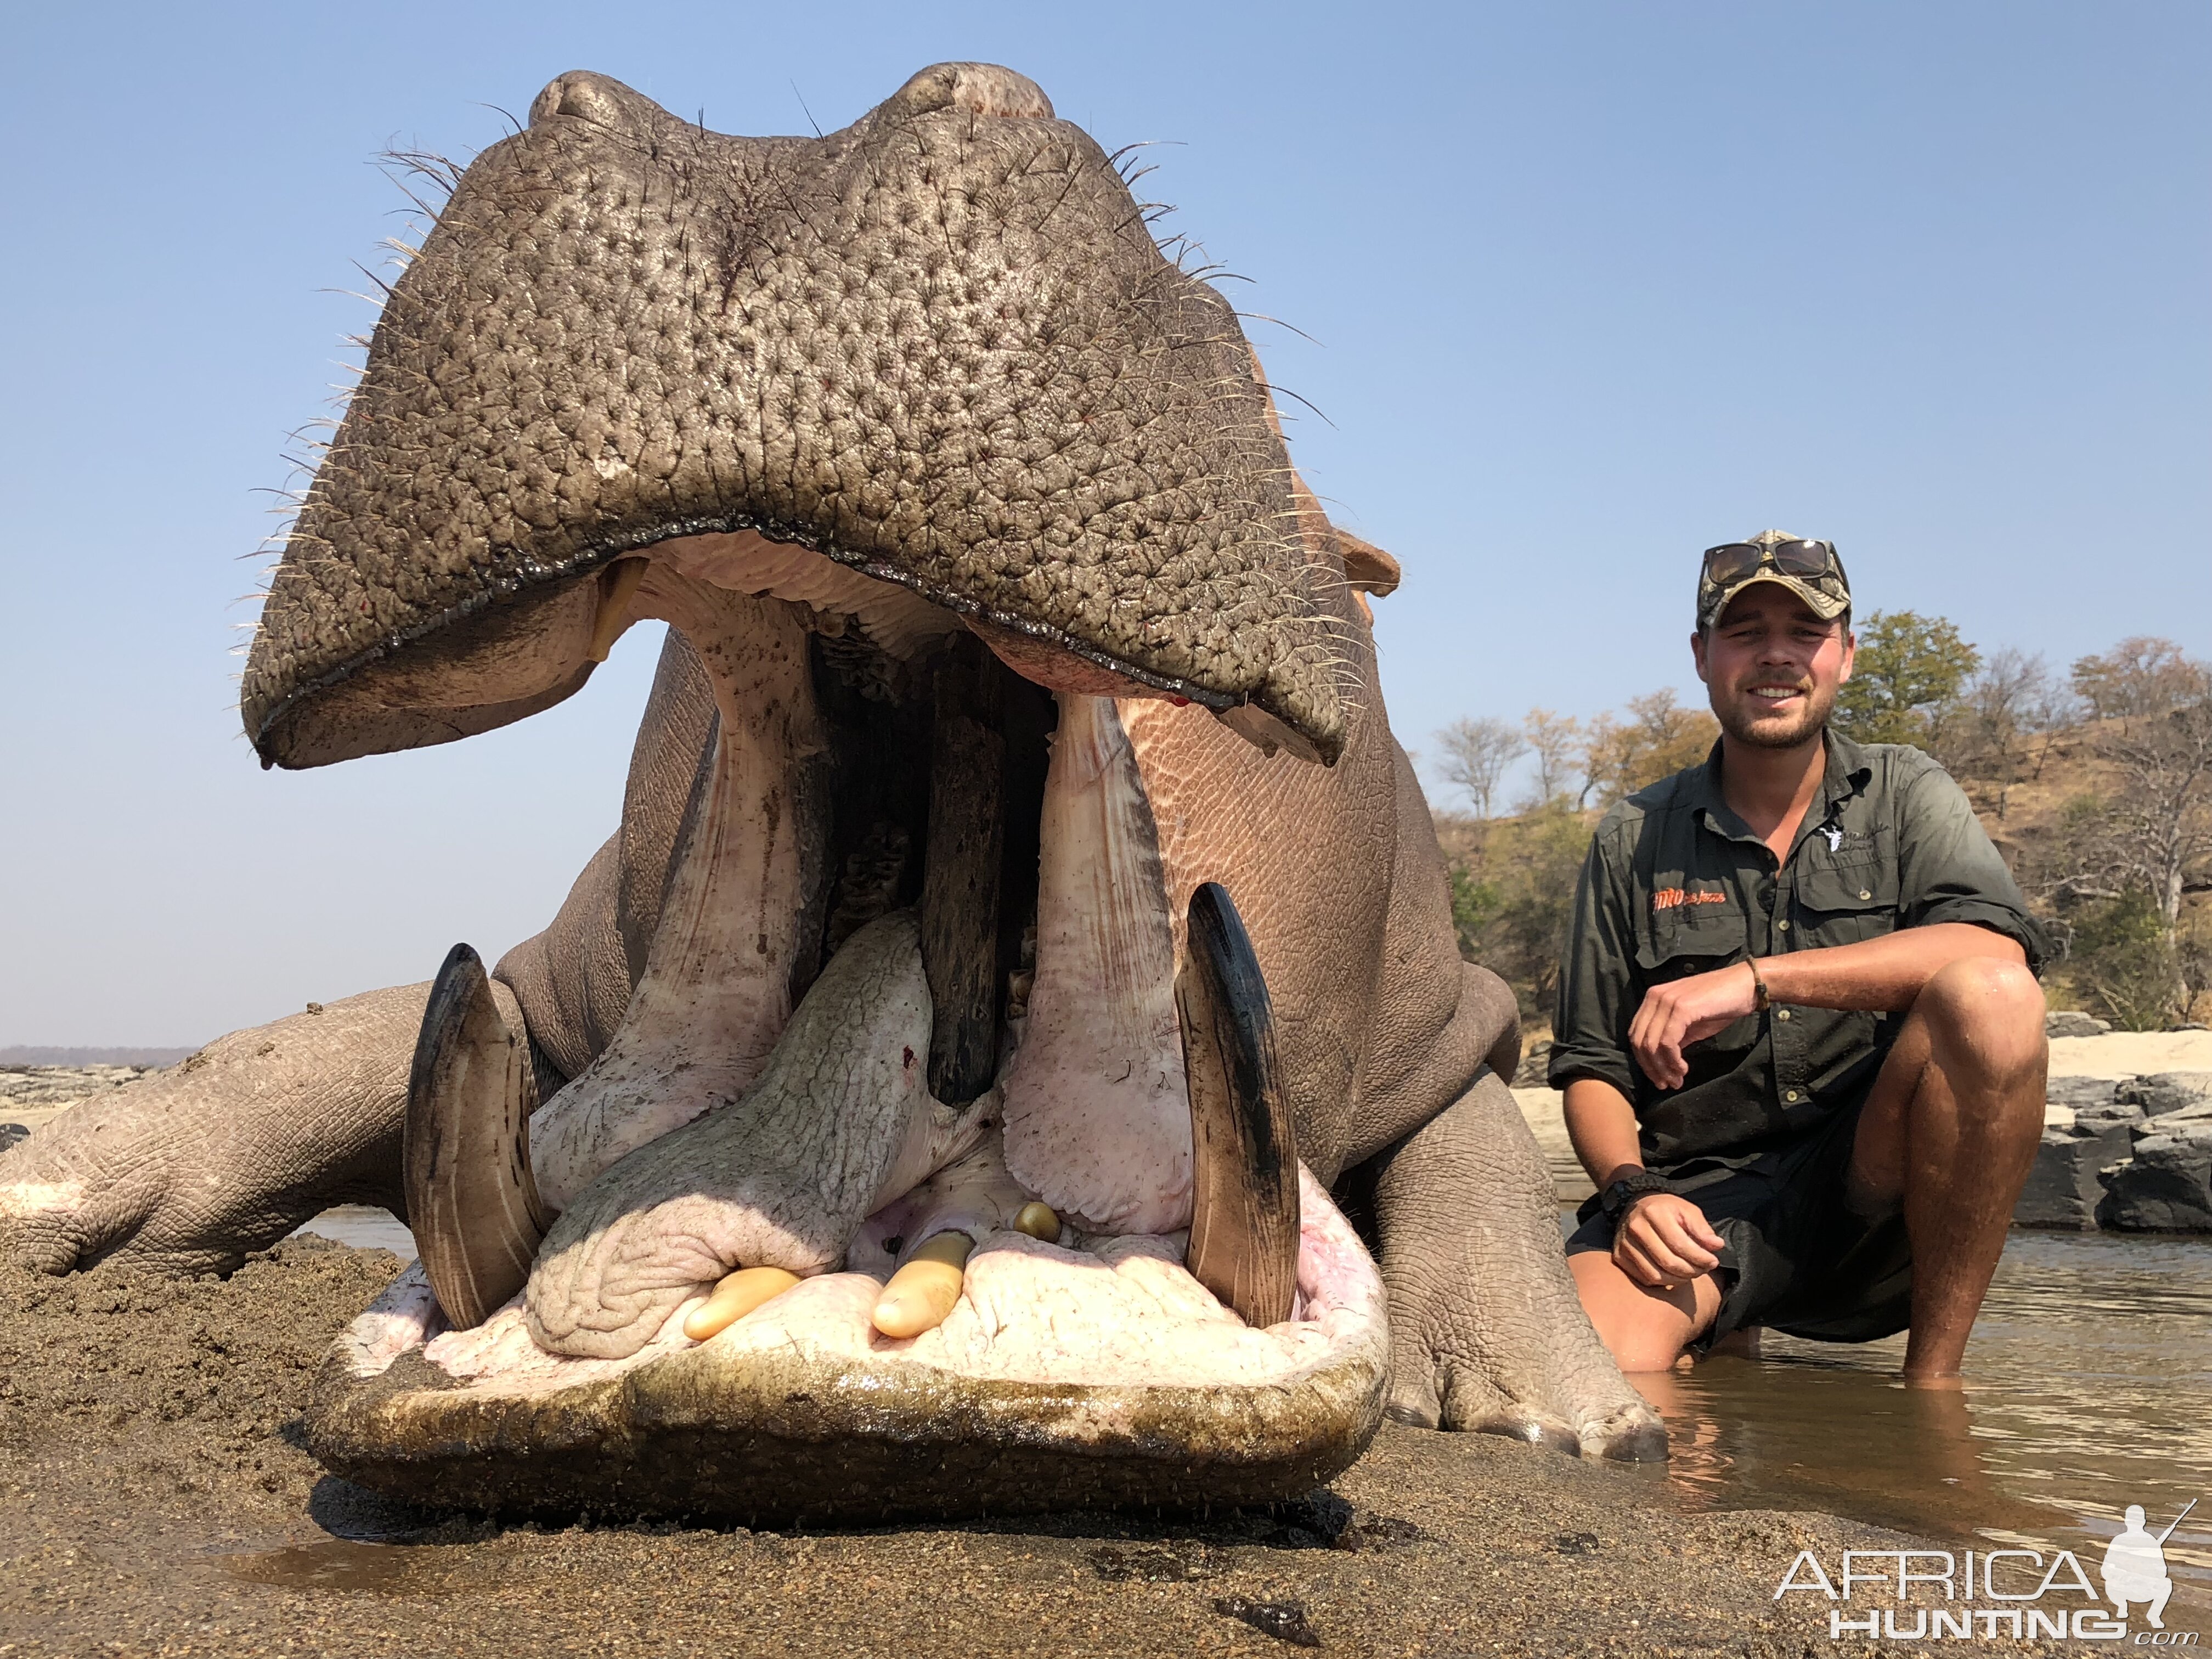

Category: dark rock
[2130, 1114, 2212, 1144]
[1553, 1531, 1601, 1556]
[2117, 1072, 2212, 1118]
[2015, 1121, 2133, 1229]
[1214, 1596, 1322, 1647]
[1088, 1543, 1216, 1582]
[2046, 1075, 2123, 1111]
[2097, 1132, 2212, 1232]
[0, 1123, 27, 1153]
[2045, 1011, 2112, 1039]
[2076, 1101, 2148, 1133]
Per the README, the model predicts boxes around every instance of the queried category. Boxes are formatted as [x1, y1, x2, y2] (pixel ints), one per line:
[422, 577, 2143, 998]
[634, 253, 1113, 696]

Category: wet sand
[0, 1239, 2082, 1657]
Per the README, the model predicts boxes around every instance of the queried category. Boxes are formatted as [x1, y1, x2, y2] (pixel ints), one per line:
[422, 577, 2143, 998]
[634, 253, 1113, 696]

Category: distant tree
[1833, 610, 1980, 749]
[1447, 802, 1593, 1018]
[2072, 637, 2204, 721]
[1517, 708, 1584, 810]
[1938, 647, 2079, 811]
[1434, 716, 1527, 819]
[1581, 690, 1720, 808]
[2025, 642, 2212, 1025]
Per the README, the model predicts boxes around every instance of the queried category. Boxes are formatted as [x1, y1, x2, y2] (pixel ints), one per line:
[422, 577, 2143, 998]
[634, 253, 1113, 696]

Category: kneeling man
[1551, 532, 2049, 1383]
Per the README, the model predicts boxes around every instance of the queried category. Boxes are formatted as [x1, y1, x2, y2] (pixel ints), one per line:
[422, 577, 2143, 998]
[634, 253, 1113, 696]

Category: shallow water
[290, 1205, 2210, 1611]
[292, 1205, 417, 1257]
[1630, 1229, 2212, 1612]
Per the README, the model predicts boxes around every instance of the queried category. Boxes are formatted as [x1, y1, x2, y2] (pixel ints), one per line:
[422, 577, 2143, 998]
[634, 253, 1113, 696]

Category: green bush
[2058, 888, 2185, 1031]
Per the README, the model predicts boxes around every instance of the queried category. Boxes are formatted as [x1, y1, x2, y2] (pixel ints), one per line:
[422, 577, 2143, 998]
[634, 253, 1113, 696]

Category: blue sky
[3, 1, 2205, 1046]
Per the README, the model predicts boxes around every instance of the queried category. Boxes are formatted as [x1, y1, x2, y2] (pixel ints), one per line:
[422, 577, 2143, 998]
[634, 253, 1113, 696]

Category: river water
[293, 1207, 2211, 1609]
[1629, 1228, 2212, 1613]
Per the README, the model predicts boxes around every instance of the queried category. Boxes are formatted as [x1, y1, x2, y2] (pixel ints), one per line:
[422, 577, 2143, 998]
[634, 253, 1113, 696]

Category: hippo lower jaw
[307, 534, 1390, 1520]
[312, 1161, 1384, 1524]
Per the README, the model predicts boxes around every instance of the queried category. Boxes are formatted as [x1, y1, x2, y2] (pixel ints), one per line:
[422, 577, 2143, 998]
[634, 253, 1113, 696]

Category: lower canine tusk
[405, 944, 551, 1329]
[871, 1231, 973, 1338]
[1176, 882, 1301, 1328]
[587, 557, 650, 663]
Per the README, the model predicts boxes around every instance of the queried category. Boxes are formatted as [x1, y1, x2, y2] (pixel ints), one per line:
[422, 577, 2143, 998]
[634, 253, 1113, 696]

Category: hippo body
[1, 64, 1659, 1520]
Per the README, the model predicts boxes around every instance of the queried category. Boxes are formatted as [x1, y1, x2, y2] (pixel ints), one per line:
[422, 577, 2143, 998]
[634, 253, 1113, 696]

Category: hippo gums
[0, 63, 1661, 1520]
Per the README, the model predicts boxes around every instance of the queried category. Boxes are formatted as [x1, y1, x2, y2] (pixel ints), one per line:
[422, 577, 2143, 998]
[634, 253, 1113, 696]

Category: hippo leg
[0, 985, 430, 1276]
[1366, 1070, 1667, 1460]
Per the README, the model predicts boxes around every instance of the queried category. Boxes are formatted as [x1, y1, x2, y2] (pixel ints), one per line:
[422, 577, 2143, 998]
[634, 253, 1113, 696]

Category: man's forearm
[1562, 1078, 1646, 1188]
[1757, 922, 2025, 1013]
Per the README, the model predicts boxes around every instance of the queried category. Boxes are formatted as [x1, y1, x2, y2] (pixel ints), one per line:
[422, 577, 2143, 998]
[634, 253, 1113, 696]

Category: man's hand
[1629, 961, 1760, 1090]
[1613, 1192, 1726, 1291]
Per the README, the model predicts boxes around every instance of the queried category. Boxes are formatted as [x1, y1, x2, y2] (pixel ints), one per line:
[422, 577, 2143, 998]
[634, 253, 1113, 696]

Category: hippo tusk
[404, 944, 550, 1329]
[872, 1231, 975, 1338]
[919, 635, 1008, 1105]
[1176, 882, 1300, 1328]
[682, 1266, 802, 1341]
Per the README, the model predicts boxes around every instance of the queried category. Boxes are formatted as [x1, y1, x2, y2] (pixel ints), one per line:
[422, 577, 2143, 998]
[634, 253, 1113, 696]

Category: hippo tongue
[998, 694, 1193, 1234]
[523, 911, 975, 1359]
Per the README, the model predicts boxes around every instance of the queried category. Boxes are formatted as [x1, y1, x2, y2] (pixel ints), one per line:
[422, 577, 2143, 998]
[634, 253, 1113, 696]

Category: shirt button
[1785, 1088, 1802, 1103]
[1776, 1008, 1792, 1021]
[1859, 889, 1872, 901]
[1776, 918, 1791, 932]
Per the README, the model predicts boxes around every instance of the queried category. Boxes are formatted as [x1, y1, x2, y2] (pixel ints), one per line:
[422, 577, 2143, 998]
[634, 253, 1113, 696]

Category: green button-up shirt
[1548, 731, 2048, 1170]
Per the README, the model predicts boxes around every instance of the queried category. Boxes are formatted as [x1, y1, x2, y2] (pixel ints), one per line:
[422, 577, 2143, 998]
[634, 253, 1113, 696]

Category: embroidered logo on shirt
[1822, 826, 1844, 852]
[1653, 887, 1729, 912]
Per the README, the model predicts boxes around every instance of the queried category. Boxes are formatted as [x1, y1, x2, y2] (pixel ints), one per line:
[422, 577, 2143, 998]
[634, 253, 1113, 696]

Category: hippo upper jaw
[241, 61, 1347, 774]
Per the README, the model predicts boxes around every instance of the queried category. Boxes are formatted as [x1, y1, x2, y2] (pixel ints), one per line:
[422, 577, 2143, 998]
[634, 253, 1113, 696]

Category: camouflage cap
[1696, 529, 1852, 632]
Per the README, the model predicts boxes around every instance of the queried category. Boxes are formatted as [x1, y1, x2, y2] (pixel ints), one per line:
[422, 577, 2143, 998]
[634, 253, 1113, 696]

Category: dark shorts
[1565, 1084, 1913, 1349]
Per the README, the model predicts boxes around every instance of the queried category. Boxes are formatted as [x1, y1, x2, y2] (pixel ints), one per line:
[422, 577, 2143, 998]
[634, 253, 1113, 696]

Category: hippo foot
[1369, 1071, 1668, 1461]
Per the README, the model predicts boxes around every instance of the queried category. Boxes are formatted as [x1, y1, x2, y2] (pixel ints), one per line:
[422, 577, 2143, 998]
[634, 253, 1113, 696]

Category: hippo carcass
[2, 63, 1660, 1522]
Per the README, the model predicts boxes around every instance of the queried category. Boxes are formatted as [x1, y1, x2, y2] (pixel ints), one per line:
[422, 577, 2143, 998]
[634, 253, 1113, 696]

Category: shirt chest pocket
[1795, 861, 1900, 945]
[1633, 914, 1743, 983]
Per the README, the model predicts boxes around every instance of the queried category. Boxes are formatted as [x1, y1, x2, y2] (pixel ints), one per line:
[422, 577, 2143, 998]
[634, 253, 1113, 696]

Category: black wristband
[1600, 1169, 1674, 1220]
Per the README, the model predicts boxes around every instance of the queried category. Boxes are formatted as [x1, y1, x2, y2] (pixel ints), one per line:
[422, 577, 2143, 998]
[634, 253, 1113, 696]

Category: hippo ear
[1333, 527, 1401, 599]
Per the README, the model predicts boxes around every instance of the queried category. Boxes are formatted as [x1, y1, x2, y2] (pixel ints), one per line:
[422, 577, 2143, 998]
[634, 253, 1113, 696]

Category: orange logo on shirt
[1653, 887, 1729, 912]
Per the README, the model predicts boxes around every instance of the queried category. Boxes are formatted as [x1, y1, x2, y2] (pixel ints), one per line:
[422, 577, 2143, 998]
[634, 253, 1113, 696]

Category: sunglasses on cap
[1701, 539, 1842, 586]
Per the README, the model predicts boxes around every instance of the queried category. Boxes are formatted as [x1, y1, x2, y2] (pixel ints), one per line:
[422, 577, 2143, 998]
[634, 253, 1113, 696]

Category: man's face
[1691, 584, 1855, 749]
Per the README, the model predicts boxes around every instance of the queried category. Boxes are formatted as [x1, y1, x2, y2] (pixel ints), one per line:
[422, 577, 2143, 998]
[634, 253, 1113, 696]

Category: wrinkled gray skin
[0, 62, 1659, 1457]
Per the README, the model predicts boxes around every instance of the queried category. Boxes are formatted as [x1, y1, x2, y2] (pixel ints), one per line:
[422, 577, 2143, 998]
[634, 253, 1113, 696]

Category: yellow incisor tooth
[1011, 1201, 1059, 1242]
[682, 1266, 801, 1341]
[871, 1232, 973, 1339]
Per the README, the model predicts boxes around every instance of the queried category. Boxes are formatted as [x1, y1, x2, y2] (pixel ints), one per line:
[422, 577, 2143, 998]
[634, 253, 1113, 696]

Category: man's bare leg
[1846, 956, 2047, 1383]
[1567, 1249, 1723, 1373]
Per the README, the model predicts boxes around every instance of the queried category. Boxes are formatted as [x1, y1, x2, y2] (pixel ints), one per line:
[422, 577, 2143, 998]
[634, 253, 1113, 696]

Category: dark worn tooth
[1176, 882, 1300, 1327]
[920, 635, 1007, 1104]
[405, 944, 549, 1328]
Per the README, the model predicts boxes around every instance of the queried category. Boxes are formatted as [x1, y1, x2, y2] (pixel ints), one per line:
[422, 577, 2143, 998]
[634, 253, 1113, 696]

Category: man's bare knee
[1911, 956, 2047, 1081]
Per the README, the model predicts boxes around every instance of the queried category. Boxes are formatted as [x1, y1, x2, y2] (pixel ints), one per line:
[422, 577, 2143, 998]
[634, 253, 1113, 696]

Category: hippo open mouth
[311, 556, 1388, 1521]
[273, 63, 1394, 1520]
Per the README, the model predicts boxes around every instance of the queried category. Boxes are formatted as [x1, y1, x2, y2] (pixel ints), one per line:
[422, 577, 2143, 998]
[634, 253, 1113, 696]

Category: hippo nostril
[527, 71, 642, 133]
[885, 62, 1054, 122]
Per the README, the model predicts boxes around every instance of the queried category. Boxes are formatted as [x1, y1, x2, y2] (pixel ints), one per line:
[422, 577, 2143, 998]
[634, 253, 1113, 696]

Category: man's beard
[1713, 678, 1837, 749]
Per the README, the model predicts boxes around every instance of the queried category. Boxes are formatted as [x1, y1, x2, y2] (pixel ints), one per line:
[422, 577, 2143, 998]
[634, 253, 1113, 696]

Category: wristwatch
[1600, 1169, 1674, 1220]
